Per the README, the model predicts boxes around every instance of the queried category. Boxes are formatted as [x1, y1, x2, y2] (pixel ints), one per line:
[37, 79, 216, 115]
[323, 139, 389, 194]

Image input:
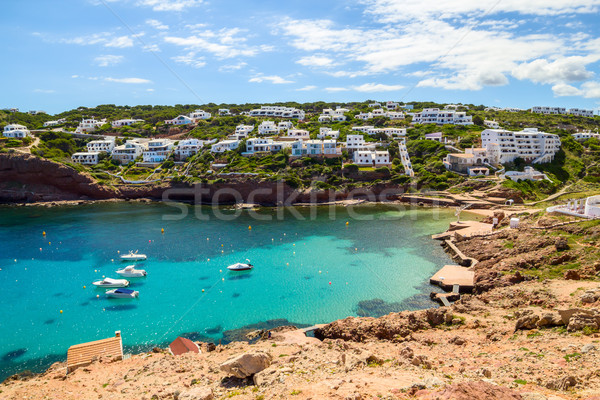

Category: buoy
[219, 269, 222, 273]
[293, 252, 295, 255]
[221, 250, 224, 253]
[83, 285, 86, 289]
[222, 278, 225, 281]
[329, 281, 332, 285]
[355, 248, 357, 251]
[14, 259, 17, 262]
[202, 289, 205, 292]
[49, 242, 51, 245]
[319, 270, 322, 274]
[39, 248, 42, 251]
[346, 221, 349, 226]
[111, 259, 114, 262]
[117, 250, 120, 254]
[272, 238, 274, 241]
[161, 228, 165, 233]
[102, 275, 105, 278]
[149, 240, 151, 243]
[208, 258, 210, 261]
[96, 294, 99, 298]
[60, 310, 63, 314]
[284, 233, 286, 236]
[286, 263, 289, 266]
[207, 238, 209, 240]
[248, 226, 252, 230]
[293, 243, 295, 246]
[42, 231, 46, 236]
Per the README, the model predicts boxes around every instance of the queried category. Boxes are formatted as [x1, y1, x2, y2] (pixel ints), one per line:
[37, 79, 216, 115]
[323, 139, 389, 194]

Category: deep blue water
[0, 203, 456, 379]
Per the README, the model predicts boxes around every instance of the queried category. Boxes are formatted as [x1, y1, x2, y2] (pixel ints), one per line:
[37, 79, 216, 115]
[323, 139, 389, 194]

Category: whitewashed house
[323, 139, 340, 155]
[111, 119, 144, 127]
[318, 114, 332, 123]
[353, 150, 390, 166]
[356, 112, 373, 121]
[502, 166, 550, 182]
[286, 129, 310, 139]
[547, 195, 600, 219]
[86, 137, 115, 153]
[318, 127, 340, 139]
[369, 102, 381, 108]
[142, 139, 174, 163]
[572, 131, 600, 141]
[244, 138, 291, 155]
[345, 134, 370, 150]
[484, 120, 500, 128]
[75, 118, 105, 133]
[411, 108, 473, 125]
[189, 109, 211, 120]
[258, 121, 278, 135]
[425, 132, 443, 142]
[481, 128, 561, 164]
[387, 111, 405, 120]
[278, 121, 294, 132]
[531, 106, 566, 115]
[3, 124, 30, 138]
[386, 101, 399, 110]
[567, 108, 594, 118]
[43, 118, 66, 127]
[211, 140, 240, 153]
[352, 126, 375, 134]
[111, 139, 149, 164]
[71, 152, 100, 165]
[248, 106, 305, 119]
[174, 139, 213, 160]
[218, 109, 231, 116]
[165, 115, 194, 125]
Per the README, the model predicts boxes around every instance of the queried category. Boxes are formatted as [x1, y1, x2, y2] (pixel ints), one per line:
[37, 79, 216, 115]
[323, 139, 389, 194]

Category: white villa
[258, 121, 278, 135]
[531, 106, 566, 115]
[75, 118, 105, 134]
[291, 139, 340, 157]
[111, 139, 149, 164]
[501, 166, 550, 182]
[317, 127, 340, 139]
[425, 132, 443, 142]
[165, 115, 194, 125]
[174, 139, 214, 160]
[387, 111, 405, 120]
[43, 118, 66, 127]
[112, 119, 144, 127]
[572, 131, 600, 141]
[484, 120, 500, 128]
[319, 107, 348, 122]
[286, 129, 310, 139]
[3, 124, 30, 138]
[229, 124, 254, 140]
[211, 140, 240, 153]
[71, 152, 100, 165]
[218, 109, 231, 116]
[278, 121, 294, 132]
[345, 134, 375, 151]
[248, 106, 305, 120]
[189, 109, 211, 120]
[568, 108, 595, 118]
[351, 126, 406, 138]
[353, 150, 390, 166]
[411, 108, 473, 125]
[481, 128, 561, 164]
[86, 137, 115, 153]
[244, 138, 292, 155]
[443, 147, 490, 175]
[142, 139, 174, 163]
[386, 101, 399, 110]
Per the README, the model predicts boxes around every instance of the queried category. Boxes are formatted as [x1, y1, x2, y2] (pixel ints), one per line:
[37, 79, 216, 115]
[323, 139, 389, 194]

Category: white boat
[227, 262, 253, 271]
[116, 265, 147, 277]
[120, 251, 147, 261]
[92, 277, 130, 288]
[106, 288, 139, 298]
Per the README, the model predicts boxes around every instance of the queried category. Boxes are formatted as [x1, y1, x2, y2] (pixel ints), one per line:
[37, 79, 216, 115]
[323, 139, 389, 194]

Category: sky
[1, 0, 600, 114]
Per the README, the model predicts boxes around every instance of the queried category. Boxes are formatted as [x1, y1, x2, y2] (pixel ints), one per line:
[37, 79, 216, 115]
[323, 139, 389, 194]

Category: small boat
[120, 251, 147, 261]
[106, 288, 139, 298]
[93, 277, 130, 288]
[116, 265, 147, 277]
[227, 262, 253, 271]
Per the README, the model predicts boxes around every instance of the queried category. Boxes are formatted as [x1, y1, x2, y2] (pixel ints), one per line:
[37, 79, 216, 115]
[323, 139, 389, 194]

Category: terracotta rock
[564, 270, 580, 280]
[220, 352, 272, 378]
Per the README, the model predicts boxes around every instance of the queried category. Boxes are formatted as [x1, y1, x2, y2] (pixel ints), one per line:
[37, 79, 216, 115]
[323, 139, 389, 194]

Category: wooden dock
[67, 331, 123, 373]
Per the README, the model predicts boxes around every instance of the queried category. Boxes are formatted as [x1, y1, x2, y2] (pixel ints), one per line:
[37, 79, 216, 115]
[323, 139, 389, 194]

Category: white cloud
[219, 62, 248, 72]
[165, 28, 271, 59]
[296, 85, 317, 91]
[296, 55, 336, 68]
[513, 57, 596, 84]
[105, 77, 152, 84]
[172, 52, 206, 68]
[143, 44, 161, 52]
[552, 83, 582, 97]
[94, 54, 124, 67]
[105, 36, 134, 48]
[581, 81, 600, 98]
[136, 0, 202, 11]
[352, 83, 404, 92]
[33, 89, 56, 94]
[147, 88, 155, 92]
[146, 19, 169, 30]
[553, 81, 600, 98]
[249, 75, 294, 84]
[325, 87, 350, 92]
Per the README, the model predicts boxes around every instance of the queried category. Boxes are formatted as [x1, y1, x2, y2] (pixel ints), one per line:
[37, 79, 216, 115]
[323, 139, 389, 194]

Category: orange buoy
[42, 231, 46, 236]
[248, 226, 252, 230]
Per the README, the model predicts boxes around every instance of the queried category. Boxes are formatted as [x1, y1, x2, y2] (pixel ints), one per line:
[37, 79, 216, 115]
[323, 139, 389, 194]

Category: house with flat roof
[189, 109, 211, 120]
[211, 139, 240, 153]
[86, 137, 115, 154]
[112, 139, 149, 164]
[258, 121, 278, 135]
[71, 152, 101, 165]
[353, 150, 390, 166]
[142, 139, 174, 163]
[75, 118, 105, 133]
[112, 119, 144, 127]
[410, 108, 473, 125]
[3, 124, 30, 138]
[481, 128, 561, 164]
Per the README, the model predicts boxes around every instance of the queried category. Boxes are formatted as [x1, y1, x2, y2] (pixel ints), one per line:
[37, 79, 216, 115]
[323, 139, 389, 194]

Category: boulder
[449, 336, 466, 345]
[220, 352, 272, 378]
[568, 313, 599, 332]
[515, 313, 540, 331]
[545, 375, 577, 391]
[537, 313, 564, 328]
[581, 290, 600, 304]
[178, 387, 213, 400]
[564, 270, 580, 280]
[426, 308, 448, 326]
[555, 237, 569, 251]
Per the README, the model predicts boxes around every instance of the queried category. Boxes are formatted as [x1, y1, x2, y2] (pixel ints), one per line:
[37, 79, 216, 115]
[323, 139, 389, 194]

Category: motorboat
[106, 288, 139, 298]
[120, 251, 147, 261]
[92, 277, 130, 288]
[227, 262, 253, 271]
[116, 265, 147, 277]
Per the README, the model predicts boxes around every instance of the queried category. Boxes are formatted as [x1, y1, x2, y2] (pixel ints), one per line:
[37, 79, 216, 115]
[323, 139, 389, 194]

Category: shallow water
[0, 203, 456, 379]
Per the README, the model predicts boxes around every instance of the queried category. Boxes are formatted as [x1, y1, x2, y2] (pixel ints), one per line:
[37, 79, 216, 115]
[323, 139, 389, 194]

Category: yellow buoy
[49, 242, 51, 245]
[161, 228, 165, 233]
[221, 244, 224, 247]
[221, 250, 224, 253]
[96, 295, 99, 298]
[83, 286, 86, 289]
[207, 258, 210, 261]
[346, 221, 349, 226]
[42, 231, 46, 236]
[248, 225, 252, 230]
[293, 243, 295, 246]
[319, 270, 322, 274]
[117, 250, 120, 254]
[202, 289, 205, 292]
[60, 310, 63, 314]
[219, 269, 222, 273]
[222, 278, 225, 281]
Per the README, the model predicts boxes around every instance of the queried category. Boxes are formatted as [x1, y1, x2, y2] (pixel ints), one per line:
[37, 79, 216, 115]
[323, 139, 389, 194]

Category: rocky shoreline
[2, 210, 600, 399]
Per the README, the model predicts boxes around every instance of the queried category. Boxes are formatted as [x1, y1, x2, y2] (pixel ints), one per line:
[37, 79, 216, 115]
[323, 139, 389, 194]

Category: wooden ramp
[67, 331, 123, 373]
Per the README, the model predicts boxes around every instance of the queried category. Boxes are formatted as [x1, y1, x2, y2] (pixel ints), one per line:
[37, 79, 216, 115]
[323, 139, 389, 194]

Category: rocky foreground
[3, 214, 600, 400]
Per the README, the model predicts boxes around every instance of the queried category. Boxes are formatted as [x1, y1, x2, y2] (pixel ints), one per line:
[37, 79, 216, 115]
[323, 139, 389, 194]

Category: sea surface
[0, 202, 458, 379]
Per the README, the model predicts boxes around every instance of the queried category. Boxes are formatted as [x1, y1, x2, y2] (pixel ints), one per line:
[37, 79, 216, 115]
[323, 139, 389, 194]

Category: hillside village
[1, 101, 600, 201]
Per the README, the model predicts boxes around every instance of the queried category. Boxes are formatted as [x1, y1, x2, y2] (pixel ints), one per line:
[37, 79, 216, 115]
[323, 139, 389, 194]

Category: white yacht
[116, 265, 147, 277]
[120, 251, 147, 261]
[106, 288, 139, 298]
[93, 277, 130, 288]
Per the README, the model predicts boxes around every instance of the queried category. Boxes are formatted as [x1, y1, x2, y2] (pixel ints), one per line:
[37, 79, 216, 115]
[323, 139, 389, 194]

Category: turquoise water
[0, 203, 455, 379]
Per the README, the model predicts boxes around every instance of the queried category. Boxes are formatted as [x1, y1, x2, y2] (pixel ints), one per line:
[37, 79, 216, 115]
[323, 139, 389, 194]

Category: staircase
[398, 140, 414, 177]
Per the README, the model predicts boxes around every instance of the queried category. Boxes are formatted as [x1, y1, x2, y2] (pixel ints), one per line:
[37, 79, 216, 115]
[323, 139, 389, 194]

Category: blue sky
[2, 0, 600, 114]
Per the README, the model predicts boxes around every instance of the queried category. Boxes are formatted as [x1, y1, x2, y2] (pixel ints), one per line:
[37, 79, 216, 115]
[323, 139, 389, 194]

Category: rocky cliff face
[0, 153, 406, 205]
